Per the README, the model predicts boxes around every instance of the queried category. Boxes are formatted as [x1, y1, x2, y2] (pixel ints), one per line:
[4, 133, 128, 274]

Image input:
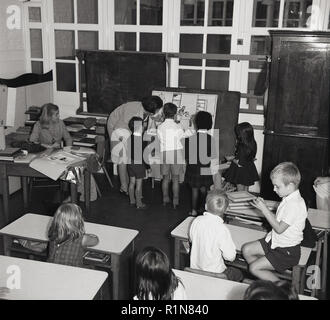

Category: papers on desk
[29, 150, 85, 180]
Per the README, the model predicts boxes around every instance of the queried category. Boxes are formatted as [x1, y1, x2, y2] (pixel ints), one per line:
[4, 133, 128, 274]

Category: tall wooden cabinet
[261, 31, 330, 205]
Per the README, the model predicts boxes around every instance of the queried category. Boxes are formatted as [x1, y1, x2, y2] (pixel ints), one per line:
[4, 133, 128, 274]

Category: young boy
[126, 116, 148, 209]
[242, 162, 307, 281]
[189, 191, 243, 281]
[157, 103, 187, 209]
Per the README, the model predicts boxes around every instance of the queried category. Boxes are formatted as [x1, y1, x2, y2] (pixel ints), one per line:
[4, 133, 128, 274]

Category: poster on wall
[152, 90, 218, 130]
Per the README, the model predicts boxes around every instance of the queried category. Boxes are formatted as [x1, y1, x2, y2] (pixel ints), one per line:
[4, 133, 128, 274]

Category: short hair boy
[189, 191, 243, 281]
[242, 162, 307, 281]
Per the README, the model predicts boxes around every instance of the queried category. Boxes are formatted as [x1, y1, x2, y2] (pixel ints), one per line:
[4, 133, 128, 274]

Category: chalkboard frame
[153, 87, 241, 161]
[76, 49, 167, 116]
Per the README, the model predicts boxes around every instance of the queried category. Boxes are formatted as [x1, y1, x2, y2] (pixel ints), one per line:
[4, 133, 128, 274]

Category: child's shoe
[136, 203, 147, 210]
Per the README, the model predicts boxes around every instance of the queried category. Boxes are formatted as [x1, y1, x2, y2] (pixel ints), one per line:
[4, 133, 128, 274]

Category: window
[283, 0, 312, 28]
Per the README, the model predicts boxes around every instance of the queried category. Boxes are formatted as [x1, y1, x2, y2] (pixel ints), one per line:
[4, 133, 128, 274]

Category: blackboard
[77, 50, 167, 115]
[153, 87, 240, 160]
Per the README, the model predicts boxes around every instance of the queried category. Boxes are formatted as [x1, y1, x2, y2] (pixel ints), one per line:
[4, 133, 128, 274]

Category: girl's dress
[224, 144, 259, 186]
[48, 235, 85, 267]
[184, 131, 215, 188]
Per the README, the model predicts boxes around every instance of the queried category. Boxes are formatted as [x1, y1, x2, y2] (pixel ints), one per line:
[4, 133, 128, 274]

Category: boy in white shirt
[189, 191, 243, 281]
[242, 162, 307, 281]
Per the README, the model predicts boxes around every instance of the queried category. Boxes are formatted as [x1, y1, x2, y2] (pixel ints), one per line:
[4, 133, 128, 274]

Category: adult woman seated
[107, 96, 163, 194]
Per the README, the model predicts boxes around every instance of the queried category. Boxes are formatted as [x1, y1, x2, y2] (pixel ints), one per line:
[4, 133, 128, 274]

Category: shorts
[160, 150, 184, 176]
[127, 164, 146, 179]
[223, 266, 244, 282]
[259, 238, 301, 273]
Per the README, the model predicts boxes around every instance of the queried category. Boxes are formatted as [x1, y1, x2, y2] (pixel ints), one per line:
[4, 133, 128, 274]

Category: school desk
[0, 160, 91, 225]
[0, 255, 108, 300]
[173, 269, 317, 300]
[0, 213, 139, 300]
[170, 217, 312, 294]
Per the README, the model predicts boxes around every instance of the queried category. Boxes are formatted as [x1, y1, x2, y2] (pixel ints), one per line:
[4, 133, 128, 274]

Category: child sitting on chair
[242, 162, 307, 282]
[189, 191, 243, 281]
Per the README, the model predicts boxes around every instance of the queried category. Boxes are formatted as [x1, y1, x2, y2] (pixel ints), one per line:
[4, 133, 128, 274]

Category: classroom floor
[0, 172, 329, 299]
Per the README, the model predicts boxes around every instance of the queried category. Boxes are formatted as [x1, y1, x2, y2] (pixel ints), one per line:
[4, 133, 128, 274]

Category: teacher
[107, 96, 163, 195]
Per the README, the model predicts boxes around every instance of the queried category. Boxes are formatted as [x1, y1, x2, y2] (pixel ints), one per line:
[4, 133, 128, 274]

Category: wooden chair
[184, 267, 228, 280]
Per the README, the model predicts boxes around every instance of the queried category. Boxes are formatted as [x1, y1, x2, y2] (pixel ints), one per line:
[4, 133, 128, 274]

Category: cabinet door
[261, 134, 328, 204]
[266, 37, 330, 138]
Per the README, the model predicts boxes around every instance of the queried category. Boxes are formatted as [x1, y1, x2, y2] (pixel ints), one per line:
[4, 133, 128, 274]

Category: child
[48, 203, 99, 267]
[244, 280, 299, 300]
[30, 103, 72, 148]
[134, 246, 187, 300]
[223, 122, 259, 191]
[126, 116, 148, 209]
[189, 191, 243, 281]
[157, 103, 187, 209]
[184, 111, 218, 216]
[242, 162, 307, 282]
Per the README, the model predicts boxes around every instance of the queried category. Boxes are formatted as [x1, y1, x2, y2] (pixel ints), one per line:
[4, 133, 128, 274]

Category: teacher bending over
[107, 96, 163, 195]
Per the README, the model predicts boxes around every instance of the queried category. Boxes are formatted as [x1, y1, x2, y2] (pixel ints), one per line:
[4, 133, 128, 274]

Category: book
[226, 191, 256, 203]
[0, 147, 21, 157]
[14, 153, 38, 163]
[83, 251, 110, 263]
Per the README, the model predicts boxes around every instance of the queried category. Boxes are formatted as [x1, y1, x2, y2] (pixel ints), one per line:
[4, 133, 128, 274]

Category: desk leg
[2, 235, 12, 256]
[112, 254, 120, 300]
[0, 165, 10, 225]
[70, 182, 78, 203]
[21, 177, 29, 211]
[84, 169, 91, 215]
[321, 231, 328, 299]
[174, 238, 181, 269]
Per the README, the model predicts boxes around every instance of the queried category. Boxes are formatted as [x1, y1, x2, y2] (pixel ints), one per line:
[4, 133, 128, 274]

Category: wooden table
[171, 217, 312, 294]
[0, 255, 108, 300]
[0, 213, 139, 300]
[173, 269, 317, 300]
[0, 160, 91, 225]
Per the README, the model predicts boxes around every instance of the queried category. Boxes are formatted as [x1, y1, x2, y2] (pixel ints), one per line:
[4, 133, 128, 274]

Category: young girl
[29, 103, 72, 148]
[184, 111, 218, 216]
[134, 246, 187, 300]
[223, 122, 259, 191]
[47, 203, 99, 267]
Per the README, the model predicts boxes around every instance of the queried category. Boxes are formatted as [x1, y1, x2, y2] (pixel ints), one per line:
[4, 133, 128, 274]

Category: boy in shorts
[242, 162, 307, 281]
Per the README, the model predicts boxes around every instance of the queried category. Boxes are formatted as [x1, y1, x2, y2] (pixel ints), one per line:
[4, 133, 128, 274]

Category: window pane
[140, 0, 163, 25]
[205, 70, 229, 90]
[115, 0, 136, 24]
[181, 0, 205, 26]
[31, 61, 43, 74]
[249, 36, 270, 69]
[283, 0, 312, 28]
[55, 30, 75, 60]
[206, 34, 231, 67]
[77, 0, 98, 24]
[140, 33, 162, 52]
[30, 29, 43, 59]
[115, 32, 136, 51]
[53, 0, 74, 23]
[56, 62, 76, 92]
[180, 34, 203, 66]
[78, 31, 99, 50]
[28, 7, 41, 22]
[179, 69, 201, 89]
[208, 0, 234, 26]
[329, 12, 330, 29]
[248, 71, 266, 105]
[252, 0, 280, 27]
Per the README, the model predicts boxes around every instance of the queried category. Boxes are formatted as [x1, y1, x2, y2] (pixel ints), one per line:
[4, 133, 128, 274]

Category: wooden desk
[0, 255, 108, 300]
[171, 217, 312, 294]
[0, 213, 139, 300]
[0, 160, 91, 224]
[173, 269, 317, 300]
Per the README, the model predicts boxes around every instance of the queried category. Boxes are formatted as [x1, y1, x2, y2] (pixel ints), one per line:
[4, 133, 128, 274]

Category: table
[0, 255, 108, 300]
[171, 217, 312, 294]
[0, 213, 139, 300]
[0, 159, 91, 224]
[173, 269, 317, 300]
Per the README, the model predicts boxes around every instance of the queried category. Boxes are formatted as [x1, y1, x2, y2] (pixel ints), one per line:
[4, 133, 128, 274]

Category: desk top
[171, 217, 311, 266]
[0, 255, 107, 300]
[173, 269, 316, 300]
[0, 213, 139, 255]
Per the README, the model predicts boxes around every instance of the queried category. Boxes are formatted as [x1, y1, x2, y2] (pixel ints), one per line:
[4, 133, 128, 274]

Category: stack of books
[0, 147, 22, 161]
[226, 191, 257, 210]
[83, 251, 110, 264]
